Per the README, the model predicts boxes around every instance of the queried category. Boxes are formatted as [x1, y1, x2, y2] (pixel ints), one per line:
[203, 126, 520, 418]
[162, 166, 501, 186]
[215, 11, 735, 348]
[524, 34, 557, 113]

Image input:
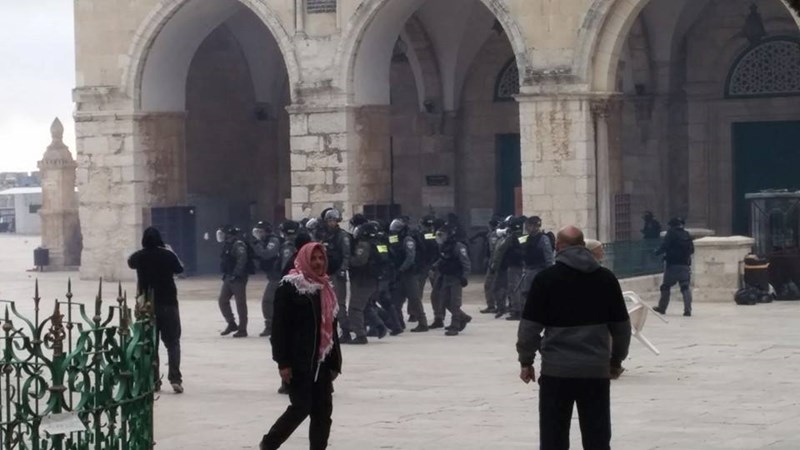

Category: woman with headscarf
[260, 242, 343, 450]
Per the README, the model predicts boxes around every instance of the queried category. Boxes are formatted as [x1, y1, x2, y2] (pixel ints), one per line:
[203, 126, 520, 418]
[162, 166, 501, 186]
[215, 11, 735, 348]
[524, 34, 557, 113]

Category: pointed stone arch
[574, 0, 800, 92]
[124, 0, 300, 111]
[335, 0, 531, 107]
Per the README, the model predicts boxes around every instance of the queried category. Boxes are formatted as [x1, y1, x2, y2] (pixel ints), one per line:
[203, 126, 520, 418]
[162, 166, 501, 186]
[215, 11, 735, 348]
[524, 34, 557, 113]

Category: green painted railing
[0, 280, 156, 450]
[604, 239, 664, 279]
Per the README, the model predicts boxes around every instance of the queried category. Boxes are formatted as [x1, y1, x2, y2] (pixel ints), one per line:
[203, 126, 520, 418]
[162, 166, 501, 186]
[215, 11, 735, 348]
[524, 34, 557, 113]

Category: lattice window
[307, 0, 336, 14]
[494, 58, 519, 101]
[726, 37, 800, 98]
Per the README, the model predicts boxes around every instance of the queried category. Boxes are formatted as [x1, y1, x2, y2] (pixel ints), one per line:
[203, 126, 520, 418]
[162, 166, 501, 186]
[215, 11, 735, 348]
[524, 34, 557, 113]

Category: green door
[733, 121, 800, 234]
[496, 134, 522, 217]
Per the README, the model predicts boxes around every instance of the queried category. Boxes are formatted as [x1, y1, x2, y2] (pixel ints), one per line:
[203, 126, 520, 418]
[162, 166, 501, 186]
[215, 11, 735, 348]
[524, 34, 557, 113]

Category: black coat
[128, 227, 184, 307]
[271, 277, 343, 375]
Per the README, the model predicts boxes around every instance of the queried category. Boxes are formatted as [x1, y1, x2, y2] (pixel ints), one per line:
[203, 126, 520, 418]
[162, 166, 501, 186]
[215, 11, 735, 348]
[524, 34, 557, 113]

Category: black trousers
[261, 365, 334, 450]
[154, 305, 182, 385]
[539, 376, 611, 450]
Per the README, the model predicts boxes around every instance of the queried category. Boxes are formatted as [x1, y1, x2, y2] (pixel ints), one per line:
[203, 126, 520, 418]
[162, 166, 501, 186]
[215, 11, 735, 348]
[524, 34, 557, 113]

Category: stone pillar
[692, 236, 754, 302]
[38, 118, 82, 268]
[74, 90, 142, 281]
[287, 105, 358, 218]
[518, 93, 597, 238]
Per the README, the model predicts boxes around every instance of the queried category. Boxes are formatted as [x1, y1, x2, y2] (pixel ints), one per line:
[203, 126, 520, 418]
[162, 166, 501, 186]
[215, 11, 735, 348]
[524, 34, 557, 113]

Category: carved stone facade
[73, 0, 800, 279]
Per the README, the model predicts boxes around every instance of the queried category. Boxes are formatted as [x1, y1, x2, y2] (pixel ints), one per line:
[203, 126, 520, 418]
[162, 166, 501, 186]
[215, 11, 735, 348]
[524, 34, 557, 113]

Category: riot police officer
[519, 216, 555, 308]
[478, 217, 502, 314]
[278, 220, 303, 274]
[305, 217, 322, 241]
[488, 218, 512, 318]
[502, 216, 526, 321]
[371, 221, 404, 335]
[217, 225, 250, 338]
[432, 225, 472, 336]
[252, 221, 283, 337]
[389, 218, 428, 332]
[348, 221, 391, 344]
[320, 208, 352, 342]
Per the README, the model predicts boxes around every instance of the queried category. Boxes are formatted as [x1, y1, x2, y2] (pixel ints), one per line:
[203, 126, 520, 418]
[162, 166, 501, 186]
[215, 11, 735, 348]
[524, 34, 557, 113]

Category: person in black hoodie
[128, 227, 185, 394]
[260, 242, 342, 450]
[516, 226, 631, 450]
[653, 217, 695, 316]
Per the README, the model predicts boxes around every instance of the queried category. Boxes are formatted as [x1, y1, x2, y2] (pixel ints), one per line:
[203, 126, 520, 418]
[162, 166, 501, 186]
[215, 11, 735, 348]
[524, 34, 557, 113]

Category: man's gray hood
[556, 246, 601, 273]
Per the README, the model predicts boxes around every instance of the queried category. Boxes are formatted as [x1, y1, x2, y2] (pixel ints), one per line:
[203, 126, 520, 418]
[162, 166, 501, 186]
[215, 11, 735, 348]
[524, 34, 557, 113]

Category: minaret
[38, 118, 82, 268]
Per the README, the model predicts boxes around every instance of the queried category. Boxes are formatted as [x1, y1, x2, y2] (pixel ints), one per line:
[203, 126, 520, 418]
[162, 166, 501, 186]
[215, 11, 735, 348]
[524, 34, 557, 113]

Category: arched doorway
[338, 0, 527, 230]
[581, 0, 800, 238]
[134, 0, 292, 273]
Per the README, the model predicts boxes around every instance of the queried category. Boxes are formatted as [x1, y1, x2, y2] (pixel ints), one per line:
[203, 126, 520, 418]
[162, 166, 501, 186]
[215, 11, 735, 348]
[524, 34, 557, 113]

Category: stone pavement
[2, 234, 800, 449]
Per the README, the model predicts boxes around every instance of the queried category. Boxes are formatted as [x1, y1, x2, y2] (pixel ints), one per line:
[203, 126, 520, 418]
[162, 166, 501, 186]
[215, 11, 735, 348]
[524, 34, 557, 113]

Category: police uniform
[218, 238, 249, 335]
[390, 232, 428, 331]
[482, 228, 502, 312]
[434, 238, 472, 335]
[519, 231, 555, 303]
[489, 233, 512, 315]
[504, 230, 525, 320]
[374, 231, 403, 334]
[417, 229, 441, 325]
[254, 233, 283, 336]
[323, 226, 352, 338]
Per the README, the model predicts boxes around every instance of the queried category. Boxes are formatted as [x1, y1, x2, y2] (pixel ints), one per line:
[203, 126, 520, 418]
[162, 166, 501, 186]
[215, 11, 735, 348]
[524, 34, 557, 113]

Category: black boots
[505, 312, 521, 321]
[480, 306, 497, 314]
[340, 332, 353, 344]
[429, 318, 445, 329]
[233, 330, 248, 338]
[351, 336, 368, 345]
[221, 323, 237, 336]
[259, 323, 272, 337]
[410, 318, 429, 333]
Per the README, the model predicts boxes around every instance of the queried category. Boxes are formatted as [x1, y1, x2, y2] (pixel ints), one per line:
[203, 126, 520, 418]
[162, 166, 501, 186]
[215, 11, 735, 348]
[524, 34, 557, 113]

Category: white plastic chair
[623, 291, 668, 355]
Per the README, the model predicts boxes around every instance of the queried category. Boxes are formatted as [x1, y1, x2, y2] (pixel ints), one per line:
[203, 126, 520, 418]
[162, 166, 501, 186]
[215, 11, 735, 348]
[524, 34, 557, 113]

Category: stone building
[74, 0, 800, 279]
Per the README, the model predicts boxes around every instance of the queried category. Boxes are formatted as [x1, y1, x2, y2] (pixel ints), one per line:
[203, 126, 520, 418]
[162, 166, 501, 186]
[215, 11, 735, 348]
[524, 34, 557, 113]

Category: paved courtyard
[1, 234, 799, 449]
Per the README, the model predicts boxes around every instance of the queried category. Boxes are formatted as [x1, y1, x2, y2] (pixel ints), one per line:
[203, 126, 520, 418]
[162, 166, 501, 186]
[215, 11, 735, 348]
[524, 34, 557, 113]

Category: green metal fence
[0, 280, 156, 450]
[604, 239, 664, 279]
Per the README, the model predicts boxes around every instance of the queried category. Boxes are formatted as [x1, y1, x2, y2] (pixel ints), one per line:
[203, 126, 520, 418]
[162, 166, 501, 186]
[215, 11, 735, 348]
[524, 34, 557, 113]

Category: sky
[0, 1, 76, 173]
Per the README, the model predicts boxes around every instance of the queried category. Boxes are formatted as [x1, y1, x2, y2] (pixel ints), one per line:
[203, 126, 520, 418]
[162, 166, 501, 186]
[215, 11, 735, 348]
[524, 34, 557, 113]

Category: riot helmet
[350, 213, 368, 230]
[306, 217, 321, 234]
[389, 218, 407, 234]
[217, 225, 239, 243]
[435, 225, 454, 245]
[323, 208, 342, 223]
[279, 220, 300, 239]
[252, 221, 272, 240]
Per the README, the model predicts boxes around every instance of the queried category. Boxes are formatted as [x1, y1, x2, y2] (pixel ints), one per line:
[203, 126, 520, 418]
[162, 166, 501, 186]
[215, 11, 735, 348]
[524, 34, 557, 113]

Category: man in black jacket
[128, 227, 185, 394]
[654, 217, 695, 317]
[516, 226, 631, 450]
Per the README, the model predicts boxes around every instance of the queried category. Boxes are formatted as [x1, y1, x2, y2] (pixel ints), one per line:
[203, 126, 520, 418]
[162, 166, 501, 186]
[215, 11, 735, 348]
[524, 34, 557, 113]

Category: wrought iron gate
[0, 280, 156, 449]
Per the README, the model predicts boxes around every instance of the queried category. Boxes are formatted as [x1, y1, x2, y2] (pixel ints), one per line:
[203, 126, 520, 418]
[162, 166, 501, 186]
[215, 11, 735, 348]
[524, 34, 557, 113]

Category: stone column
[517, 93, 597, 238]
[38, 118, 82, 268]
[74, 86, 144, 281]
[692, 236, 753, 302]
[287, 105, 358, 218]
